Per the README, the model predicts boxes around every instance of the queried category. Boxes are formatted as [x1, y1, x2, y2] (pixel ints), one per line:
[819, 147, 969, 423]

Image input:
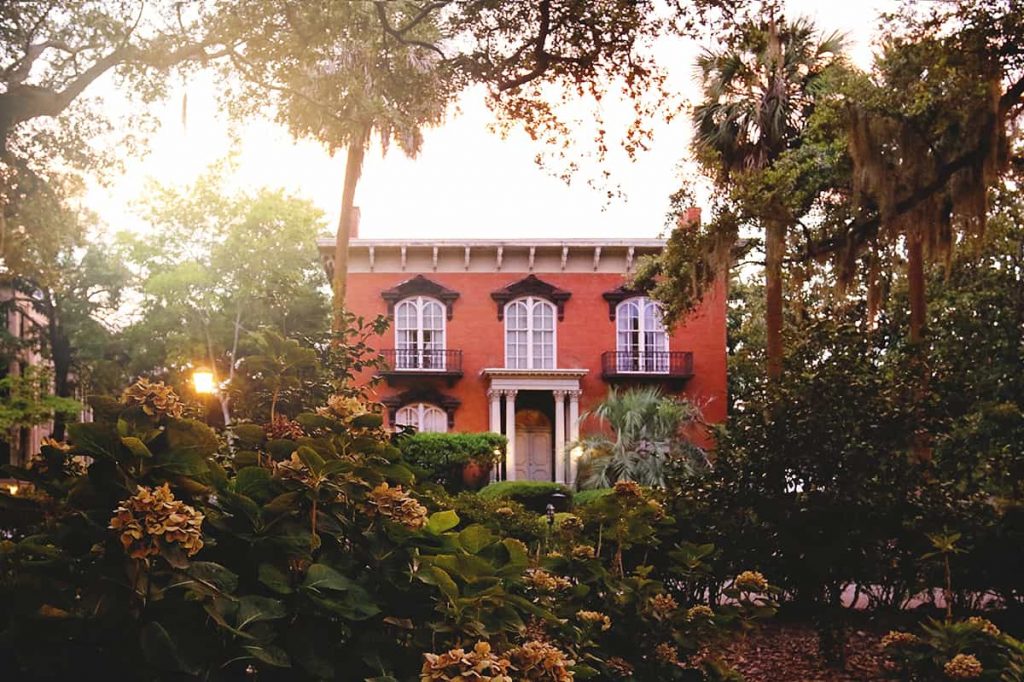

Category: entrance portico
[483, 368, 586, 485]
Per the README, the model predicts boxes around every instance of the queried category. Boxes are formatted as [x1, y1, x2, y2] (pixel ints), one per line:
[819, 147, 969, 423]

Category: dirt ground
[717, 622, 888, 681]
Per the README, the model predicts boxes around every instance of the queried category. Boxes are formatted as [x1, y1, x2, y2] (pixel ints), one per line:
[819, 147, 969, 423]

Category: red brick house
[319, 211, 726, 487]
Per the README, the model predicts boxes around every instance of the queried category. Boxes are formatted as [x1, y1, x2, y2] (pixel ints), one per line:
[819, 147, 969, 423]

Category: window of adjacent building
[394, 402, 448, 433]
[505, 297, 556, 369]
[616, 297, 669, 372]
[394, 296, 446, 370]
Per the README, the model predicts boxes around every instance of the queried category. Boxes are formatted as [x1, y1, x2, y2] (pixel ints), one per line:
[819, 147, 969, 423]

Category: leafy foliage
[577, 386, 707, 489]
[0, 342, 770, 680]
[398, 432, 506, 491]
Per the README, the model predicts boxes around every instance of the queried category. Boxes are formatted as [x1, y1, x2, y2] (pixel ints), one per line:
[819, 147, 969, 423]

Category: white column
[568, 390, 581, 486]
[504, 389, 518, 481]
[488, 389, 501, 433]
[553, 390, 567, 484]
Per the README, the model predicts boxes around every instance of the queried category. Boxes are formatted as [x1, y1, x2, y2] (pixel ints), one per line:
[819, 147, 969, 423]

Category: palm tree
[577, 386, 707, 489]
[692, 16, 845, 381]
[225, 2, 454, 330]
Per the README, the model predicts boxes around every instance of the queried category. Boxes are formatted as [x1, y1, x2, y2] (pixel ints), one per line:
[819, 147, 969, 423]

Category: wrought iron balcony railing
[380, 349, 463, 380]
[601, 351, 694, 381]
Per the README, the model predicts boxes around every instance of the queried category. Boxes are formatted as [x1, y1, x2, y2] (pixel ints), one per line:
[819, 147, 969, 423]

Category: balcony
[380, 349, 463, 386]
[601, 351, 694, 385]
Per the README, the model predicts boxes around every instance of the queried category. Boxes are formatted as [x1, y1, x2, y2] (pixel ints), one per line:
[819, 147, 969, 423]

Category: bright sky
[85, 1, 895, 241]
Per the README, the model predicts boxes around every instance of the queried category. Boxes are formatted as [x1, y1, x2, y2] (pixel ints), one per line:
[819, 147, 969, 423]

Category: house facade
[319, 211, 726, 487]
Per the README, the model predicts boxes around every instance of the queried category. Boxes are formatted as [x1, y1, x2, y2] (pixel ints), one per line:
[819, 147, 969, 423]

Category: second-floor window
[395, 402, 448, 433]
[616, 297, 668, 372]
[395, 296, 445, 370]
[505, 297, 556, 369]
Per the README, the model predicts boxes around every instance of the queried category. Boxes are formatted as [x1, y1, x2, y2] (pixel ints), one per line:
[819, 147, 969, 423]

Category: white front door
[515, 430, 552, 481]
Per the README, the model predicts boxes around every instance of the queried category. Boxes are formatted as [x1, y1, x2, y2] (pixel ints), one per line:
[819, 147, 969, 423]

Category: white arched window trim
[615, 296, 669, 373]
[504, 297, 557, 370]
[394, 296, 446, 370]
[394, 402, 448, 433]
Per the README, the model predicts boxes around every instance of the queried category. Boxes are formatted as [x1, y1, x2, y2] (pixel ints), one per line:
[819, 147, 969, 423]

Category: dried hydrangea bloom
[577, 610, 611, 631]
[109, 483, 203, 560]
[40, 437, 71, 452]
[648, 593, 679, 620]
[420, 641, 513, 682]
[558, 514, 583, 532]
[880, 630, 921, 649]
[653, 642, 681, 666]
[523, 568, 572, 593]
[686, 605, 714, 621]
[613, 480, 643, 498]
[322, 394, 369, 420]
[571, 544, 596, 560]
[264, 415, 305, 440]
[965, 617, 1000, 637]
[121, 378, 184, 418]
[495, 506, 515, 517]
[606, 657, 634, 678]
[734, 570, 769, 593]
[944, 654, 983, 679]
[508, 640, 574, 681]
[274, 452, 315, 485]
[366, 482, 428, 530]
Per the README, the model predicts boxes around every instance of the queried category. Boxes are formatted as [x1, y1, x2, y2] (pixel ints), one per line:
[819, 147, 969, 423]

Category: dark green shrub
[398, 432, 506, 492]
[478, 480, 573, 512]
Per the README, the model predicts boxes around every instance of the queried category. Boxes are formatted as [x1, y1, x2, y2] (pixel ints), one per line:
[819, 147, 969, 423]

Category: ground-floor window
[394, 402, 448, 433]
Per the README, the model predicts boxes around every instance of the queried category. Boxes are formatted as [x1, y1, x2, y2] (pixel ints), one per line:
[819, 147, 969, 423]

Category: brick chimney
[350, 206, 361, 239]
[677, 206, 701, 229]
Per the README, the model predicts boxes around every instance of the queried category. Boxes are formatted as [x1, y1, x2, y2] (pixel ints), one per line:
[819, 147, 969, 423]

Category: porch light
[192, 369, 217, 395]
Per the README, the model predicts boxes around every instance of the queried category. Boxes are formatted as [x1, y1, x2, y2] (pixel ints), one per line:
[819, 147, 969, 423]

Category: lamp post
[192, 369, 216, 425]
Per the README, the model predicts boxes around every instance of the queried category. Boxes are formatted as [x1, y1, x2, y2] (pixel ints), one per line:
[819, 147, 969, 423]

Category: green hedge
[573, 488, 613, 506]
[398, 432, 506, 491]
[477, 480, 573, 512]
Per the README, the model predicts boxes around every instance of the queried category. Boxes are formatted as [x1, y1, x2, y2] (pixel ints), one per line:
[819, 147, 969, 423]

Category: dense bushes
[478, 480, 574, 512]
[0, 380, 772, 681]
[397, 432, 505, 491]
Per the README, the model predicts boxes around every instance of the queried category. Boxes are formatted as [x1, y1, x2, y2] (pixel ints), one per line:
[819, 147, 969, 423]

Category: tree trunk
[906, 233, 931, 461]
[332, 128, 369, 333]
[764, 219, 786, 382]
[47, 301, 73, 441]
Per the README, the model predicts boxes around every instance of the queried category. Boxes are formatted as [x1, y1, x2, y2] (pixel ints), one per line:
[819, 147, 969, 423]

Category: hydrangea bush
[0, 376, 775, 680]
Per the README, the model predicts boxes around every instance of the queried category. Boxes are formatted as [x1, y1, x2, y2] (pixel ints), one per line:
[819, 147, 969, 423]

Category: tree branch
[373, 1, 447, 59]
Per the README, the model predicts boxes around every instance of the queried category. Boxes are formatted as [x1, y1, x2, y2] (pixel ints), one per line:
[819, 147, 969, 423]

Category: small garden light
[546, 502, 555, 527]
[192, 369, 217, 395]
[6, 482, 18, 496]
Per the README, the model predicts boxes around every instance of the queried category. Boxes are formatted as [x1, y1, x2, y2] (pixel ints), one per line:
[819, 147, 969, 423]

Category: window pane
[422, 406, 448, 433]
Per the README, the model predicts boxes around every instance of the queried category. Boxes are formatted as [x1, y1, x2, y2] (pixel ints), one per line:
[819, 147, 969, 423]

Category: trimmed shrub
[398, 432, 506, 492]
[478, 480, 573, 512]
[574, 488, 613, 506]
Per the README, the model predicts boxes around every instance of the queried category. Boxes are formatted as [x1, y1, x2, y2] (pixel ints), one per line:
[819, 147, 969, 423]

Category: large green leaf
[186, 561, 239, 593]
[140, 621, 201, 675]
[243, 644, 291, 668]
[237, 595, 287, 629]
[425, 510, 459, 535]
[302, 563, 355, 592]
[458, 524, 496, 554]
[67, 422, 121, 460]
[235, 466, 276, 502]
[258, 564, 294, 594]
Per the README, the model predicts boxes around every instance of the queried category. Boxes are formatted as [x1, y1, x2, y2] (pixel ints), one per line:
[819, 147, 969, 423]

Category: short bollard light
[546, 502, 556, 527]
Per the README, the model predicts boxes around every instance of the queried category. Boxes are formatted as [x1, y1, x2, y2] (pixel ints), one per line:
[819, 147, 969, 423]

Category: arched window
[616, 297, 668, 372]
[505, 297, 556, 369]
[395, 296, 446, 370]
[395, 403, 448, 433]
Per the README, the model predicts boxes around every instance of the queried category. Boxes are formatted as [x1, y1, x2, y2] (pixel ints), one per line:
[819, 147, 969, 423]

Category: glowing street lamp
[192, 369, 217, 395]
